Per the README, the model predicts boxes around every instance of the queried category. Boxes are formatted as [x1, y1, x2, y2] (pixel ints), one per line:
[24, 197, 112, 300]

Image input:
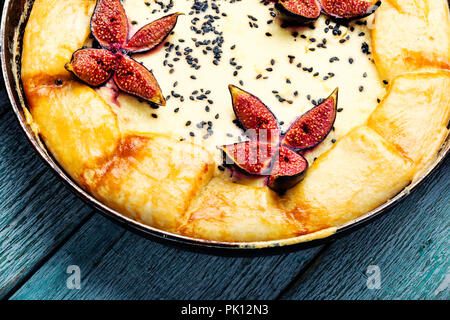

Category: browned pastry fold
[26, 81, 215, 233]
[82, 134, 215, 232]
[282, 126, 414, 233]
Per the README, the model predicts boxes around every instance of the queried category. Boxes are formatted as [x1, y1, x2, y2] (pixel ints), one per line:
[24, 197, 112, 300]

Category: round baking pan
[2, 0, 449, 252]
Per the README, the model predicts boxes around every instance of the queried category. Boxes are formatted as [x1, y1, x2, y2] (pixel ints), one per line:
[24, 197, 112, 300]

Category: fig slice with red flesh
[219, 141, 276, 176]
[268, 146, 308, 192]
[65, 49, 118, 86]
[91, 0, 128, 49]
[124, 13, 182, 53]
[114, 55, 165, 105]
[275, 0, 321, 24]
[229, 85, 280, 144]
[282, 88, 338, 150]
[319, 0, 381, 20]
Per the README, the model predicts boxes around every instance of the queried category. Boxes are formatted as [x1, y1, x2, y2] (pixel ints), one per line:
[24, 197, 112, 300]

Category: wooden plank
[0, 100, 94, 298]
[279, 157, 449, 300]
[10, 213, 324, 300]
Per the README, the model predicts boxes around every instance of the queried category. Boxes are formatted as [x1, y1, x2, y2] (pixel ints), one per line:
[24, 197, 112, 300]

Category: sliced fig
[219, 141, 276, 176]
[275, 0, 321, 24]
[268, 146, 308, 192]
[91, 0, 128, 49]
[319, 0, 380, 20]
[125, 13, 182, 53]
[65, 49, 117, 86]
[282, 88, 338, 150]
[114, 55, 165, 105]
[229, 85, 280, 144]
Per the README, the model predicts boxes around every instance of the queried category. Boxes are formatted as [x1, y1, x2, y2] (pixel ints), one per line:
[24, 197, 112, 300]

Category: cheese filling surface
[95, 0, 385, 170]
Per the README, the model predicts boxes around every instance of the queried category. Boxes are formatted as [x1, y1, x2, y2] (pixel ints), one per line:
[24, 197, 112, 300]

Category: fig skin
[229, 85, 280, 145]
[282, 88, 338, 150]
[268, 146, 308, 193]
[125, 13, 183, 53]
[114, 55, 165, 106]
[319, 0, 381, 20]
[91, 0, 128, 49]
[275, 0, 322, 24]
[219, 141, 276, 176]
[65, 49, 118, 86]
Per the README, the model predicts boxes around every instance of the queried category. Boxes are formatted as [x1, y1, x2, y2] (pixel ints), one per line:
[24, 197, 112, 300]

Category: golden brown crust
[27, 80, 215, 233]
[372, 0, 450, 81]
[180, 177, 306, 242]
[368, 70, 450, 175]
[82, 134, 215, 232]
[284, 126, 414, 232]
[26, 81, 121, 182]
[20, 0, 449, 242]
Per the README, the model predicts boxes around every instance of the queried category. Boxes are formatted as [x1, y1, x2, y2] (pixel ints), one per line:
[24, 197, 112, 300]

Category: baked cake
[21, 0, 450, 243]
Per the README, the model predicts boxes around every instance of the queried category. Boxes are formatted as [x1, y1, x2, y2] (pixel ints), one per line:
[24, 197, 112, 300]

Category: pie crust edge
[20, 0, 450, 242]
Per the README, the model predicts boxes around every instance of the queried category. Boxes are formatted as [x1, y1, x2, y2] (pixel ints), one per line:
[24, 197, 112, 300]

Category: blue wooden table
[0, 71, 448, 299]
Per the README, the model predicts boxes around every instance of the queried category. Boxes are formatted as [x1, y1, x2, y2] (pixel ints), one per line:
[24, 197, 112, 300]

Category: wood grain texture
[0, 82, 94, 298]
[10, 214, 323, 300]
[279, 157, 449, 300]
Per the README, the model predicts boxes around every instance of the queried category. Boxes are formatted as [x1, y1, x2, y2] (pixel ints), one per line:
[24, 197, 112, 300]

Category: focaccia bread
[21, 0, 449, 243]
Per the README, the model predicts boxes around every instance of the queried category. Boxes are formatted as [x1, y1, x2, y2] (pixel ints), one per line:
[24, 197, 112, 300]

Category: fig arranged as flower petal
[282, 88, 338, 150]
[91, 0, 128, 49]
[219, 141, 276, 176]
[114, 55, 165, 105]
[268, 146, 308, 192]
[125, 13, 183, 53]
[275, 0, 321, 24]
[319, 0, 381, 20]
[229, 85, 280, 144]
[65, 49, 118, 86]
